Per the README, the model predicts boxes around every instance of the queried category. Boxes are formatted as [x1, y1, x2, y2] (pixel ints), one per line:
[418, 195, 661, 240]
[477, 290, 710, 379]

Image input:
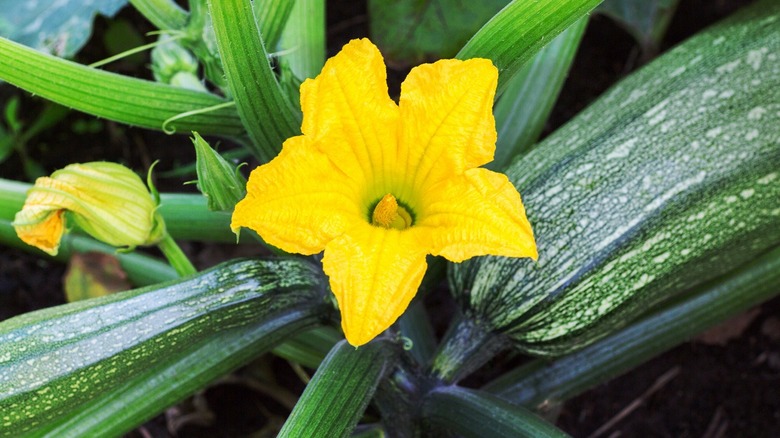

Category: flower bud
[192, 132, 246, 212]
[151, 35, 205, 91]
[13, 162, 164, 255]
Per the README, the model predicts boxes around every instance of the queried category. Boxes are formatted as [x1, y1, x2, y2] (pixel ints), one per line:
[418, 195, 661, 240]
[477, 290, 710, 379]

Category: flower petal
[418, 168, 537, 262]
[322, 223, 429, 346]
[300, 38, 399, 187]
[14, 207, 66, 256]
[231, 136, 362, 254]
[399, 58, 498, 188]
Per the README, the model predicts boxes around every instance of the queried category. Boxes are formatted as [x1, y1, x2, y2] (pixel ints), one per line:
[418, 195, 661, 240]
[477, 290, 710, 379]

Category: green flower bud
[151, 35, 205, 91]
[192, 132, 247, 212]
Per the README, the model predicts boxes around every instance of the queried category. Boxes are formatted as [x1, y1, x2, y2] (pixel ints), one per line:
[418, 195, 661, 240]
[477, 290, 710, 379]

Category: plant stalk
[157, 232, 197, 276]
[430, 313, 510, 383]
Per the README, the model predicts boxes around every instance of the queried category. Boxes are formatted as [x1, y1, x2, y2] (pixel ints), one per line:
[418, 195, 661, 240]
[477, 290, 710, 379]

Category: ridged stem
[457, 0, 601, 96]
[277, 0, 326, 81]
[0, 36, 243, 136]
[430, 314, 509, 384]
[208, 0, 302, 162]
[423, 386, 569, 437]
[157, 232, 197, 276]
[254, 0, 296, 50]
[278, 339, 399, 437]
[491, 16, 588, 169]
[129, 0, 189, 30]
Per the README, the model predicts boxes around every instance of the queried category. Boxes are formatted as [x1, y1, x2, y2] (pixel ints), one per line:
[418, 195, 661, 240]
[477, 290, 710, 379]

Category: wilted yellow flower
[13, 162, 164, 255]
[232, 39, 537, 346]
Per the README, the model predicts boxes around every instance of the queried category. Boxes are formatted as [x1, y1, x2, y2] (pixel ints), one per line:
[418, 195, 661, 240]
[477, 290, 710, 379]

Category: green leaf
[598, 0, 680, 54]
[490, 16, 588, 170]
[0, 0, 127, 57]
[278, 339, 398, 437]
[0, 258, 329, 437]
[208, 0, 302, 162]
[423, 386, 569, 437]
[0, 36, 244, 136]
[483, 245, 780, 407]
[457, 0, 603, 96]
[368, 0, 509, 64]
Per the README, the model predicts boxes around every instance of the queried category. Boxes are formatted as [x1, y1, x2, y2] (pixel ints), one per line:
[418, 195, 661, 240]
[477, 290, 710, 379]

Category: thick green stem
[208, 0, 302, 162]
[157, 232, 197, 276]
[278, 339, 399, 437]
[277, 0, 326, 81]
[423, 386, 569, 437]
[457, 0, 602, 96]
[490, 16, 588, 169]
[0, 36, 243, 136]
[130, 0, 189, 30]
[254, 0, 296, 50]
[430, 314, 509, 383]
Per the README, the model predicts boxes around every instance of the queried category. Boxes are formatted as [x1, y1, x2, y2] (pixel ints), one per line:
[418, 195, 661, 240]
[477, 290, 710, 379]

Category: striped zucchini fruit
[450, 1, 780, 356]
[0, 258, 327, 436]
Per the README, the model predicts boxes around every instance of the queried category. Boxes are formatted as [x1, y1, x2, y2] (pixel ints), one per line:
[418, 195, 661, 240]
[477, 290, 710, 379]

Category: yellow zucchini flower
[232, 39, 537, 346]
[13, 162, 164, 256]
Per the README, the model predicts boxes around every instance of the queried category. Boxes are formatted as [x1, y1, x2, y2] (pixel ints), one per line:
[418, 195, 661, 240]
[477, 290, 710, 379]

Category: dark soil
[1, 0, 777, 437]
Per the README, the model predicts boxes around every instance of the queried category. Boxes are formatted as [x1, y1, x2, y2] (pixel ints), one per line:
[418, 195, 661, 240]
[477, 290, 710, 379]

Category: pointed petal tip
[343, 328, 375, 348]
[323, 226, 428, 351]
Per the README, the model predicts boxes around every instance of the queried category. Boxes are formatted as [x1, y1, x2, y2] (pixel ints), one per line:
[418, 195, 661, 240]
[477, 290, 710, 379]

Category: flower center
[371, 193, 412, 230]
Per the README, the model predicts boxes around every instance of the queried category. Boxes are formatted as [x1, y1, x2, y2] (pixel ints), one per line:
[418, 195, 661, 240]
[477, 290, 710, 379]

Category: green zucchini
[0, 258, 329, 436]
[450, 1, 780, 356]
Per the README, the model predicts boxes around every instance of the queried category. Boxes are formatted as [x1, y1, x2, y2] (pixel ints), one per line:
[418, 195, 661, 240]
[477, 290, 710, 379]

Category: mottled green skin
[451, 3, 780, 356]
[0, 258, 327, 436]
